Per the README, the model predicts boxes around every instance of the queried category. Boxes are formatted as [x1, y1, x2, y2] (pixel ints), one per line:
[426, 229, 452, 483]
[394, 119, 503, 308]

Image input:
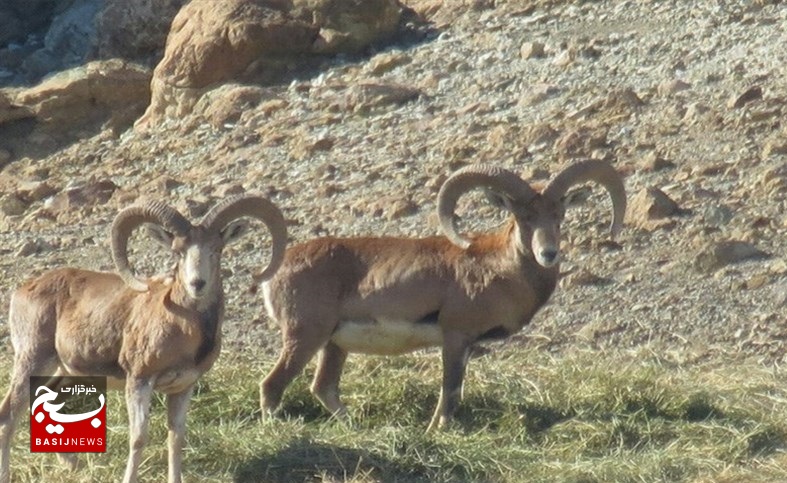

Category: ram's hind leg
[0, 352, 59, 482]
[49, 368, 81, 472]
[311, 342, 348, 419]
[261, 319, 337, 420]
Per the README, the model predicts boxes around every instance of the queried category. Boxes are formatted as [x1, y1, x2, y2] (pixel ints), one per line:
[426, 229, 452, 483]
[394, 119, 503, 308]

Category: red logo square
[29, 376, 107, 453]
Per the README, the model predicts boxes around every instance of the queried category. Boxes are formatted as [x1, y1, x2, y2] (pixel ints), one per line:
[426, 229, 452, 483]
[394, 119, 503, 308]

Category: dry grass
[0, 345, 786, 482]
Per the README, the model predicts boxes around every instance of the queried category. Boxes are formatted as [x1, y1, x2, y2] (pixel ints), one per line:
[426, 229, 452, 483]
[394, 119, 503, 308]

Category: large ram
[0, 194, 287, 483]
[260, 160, 625, 430]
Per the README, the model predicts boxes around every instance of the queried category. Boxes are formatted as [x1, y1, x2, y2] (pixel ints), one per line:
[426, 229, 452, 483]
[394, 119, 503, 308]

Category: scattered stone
[682, 102, 711, 123]
[426, 173, 447, 193]
[727, 85, 763, 109]
[152, 176, 183, 194]
[657, 79, 691, 96]
[183, 197, 211, 218]
[16, 239, 42, 257]
[316, 183, 343, 197]
[603, 88, 644, 113]
[44, 180, 118, 214]
[745, 274, 770, 290]
[15, 237, 55, 257]
[640, 151, 675, 172]
[310, 137, 335, 152]
[367, 52, 412, 76]
[574, 317, 624, 342]
[257, 99, 289, 117]
[521, 166, 551, 181]
[520, 41, 546, 59]
[554, 127, 608, 159]
[762, 137, 787, 158]
[15, 181, 57, 202]
[0, 194, 28, 217]
[362, 195, 418, 220]
[694, 240, 769, 273]
[523, 123, 559, 148]
[520, 83, 561, 106]
[702, 205, 734, 227]
[553, 48, 575, 67]
[769, 258, 787, 275]
[343, 83, 422, 113]
[193, 84, 268, 127]
[384, 197, 419, 220]
[290, 135, 336, 160]
[560, 268, 611, 289]
[627, 187, 680, 229]
[215, 184, 245, 197]
[757, 166, 787, 194]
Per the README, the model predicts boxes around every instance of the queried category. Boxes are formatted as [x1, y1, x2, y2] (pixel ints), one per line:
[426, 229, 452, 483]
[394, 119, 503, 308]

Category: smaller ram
[0, 194, 287, 483]
[260, 160, 625, 430]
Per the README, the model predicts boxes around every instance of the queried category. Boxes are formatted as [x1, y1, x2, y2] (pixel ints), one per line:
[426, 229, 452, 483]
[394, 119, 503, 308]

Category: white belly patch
[331, 319, 443, 355]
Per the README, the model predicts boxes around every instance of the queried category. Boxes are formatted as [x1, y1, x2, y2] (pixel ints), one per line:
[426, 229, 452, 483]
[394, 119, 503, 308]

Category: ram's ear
[221, 219, 252, 246]
[483, 189, 515, 211]
[145, 224, 174, 249]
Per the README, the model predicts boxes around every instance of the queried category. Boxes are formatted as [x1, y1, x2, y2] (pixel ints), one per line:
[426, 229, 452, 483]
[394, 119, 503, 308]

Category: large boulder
[21, 0, 102, 81]
[92, 0, 189, 62]
[15, 59, 150, 124]
[137, 0, 403, 128]
[0, 90, 30, 124]
[0, 59, 151, 160]
[0, 0, 185, 86]
[294, 0, 403, 53]
[0, 0, 57, 46]
[136, 0, 317, 127]
[0, 6, 24, 47]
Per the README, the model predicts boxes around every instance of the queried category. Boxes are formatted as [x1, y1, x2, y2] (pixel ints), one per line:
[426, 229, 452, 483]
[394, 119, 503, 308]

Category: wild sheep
[0, 194, 287, 483]
[260, 160, 625, 430]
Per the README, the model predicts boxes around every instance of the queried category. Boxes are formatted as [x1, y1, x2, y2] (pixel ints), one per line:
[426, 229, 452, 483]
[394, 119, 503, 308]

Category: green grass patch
[0, 346, 785, 482]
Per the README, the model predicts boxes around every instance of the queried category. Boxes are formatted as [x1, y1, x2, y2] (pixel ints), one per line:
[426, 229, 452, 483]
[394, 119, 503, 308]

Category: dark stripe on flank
[417, 311, 440, 324]
[477, 326, 510, 342]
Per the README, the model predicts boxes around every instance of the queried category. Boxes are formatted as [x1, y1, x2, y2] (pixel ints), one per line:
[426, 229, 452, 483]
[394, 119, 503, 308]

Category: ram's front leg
[122, 377, 154, 483]
[427, 330, 472, 432]
[166, 385, 194, 483]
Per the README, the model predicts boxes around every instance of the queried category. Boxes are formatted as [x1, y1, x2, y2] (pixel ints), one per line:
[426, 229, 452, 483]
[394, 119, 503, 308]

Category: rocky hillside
[0, 0, 785, 362]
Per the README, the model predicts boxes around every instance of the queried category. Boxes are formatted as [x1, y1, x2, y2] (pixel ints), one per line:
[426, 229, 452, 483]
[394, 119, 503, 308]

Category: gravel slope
[0, 0, 785, 363]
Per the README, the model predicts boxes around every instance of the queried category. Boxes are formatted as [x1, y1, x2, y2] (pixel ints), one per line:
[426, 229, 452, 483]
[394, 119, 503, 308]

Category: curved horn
[437, 165, 537, 249]
[543, 160, 627, 238]
[201, 194, 287, 282]
[111, 201, 191, 292]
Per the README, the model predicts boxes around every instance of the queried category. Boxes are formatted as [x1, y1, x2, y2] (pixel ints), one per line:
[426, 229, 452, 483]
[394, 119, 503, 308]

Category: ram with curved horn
[260, 160, 625, 431]
[0, 194, 287, 483]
